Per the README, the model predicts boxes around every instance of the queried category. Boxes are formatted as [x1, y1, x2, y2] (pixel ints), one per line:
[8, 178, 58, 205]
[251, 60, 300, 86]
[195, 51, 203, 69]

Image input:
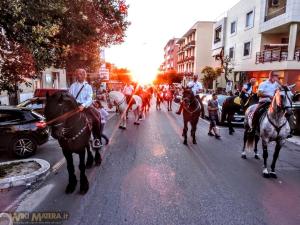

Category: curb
[0, 158, 50, 190]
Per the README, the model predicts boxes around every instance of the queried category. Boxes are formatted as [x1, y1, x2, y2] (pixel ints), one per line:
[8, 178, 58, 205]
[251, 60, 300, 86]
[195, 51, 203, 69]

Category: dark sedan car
[292, 92, 300, 134]
[0, 106, 49, 158]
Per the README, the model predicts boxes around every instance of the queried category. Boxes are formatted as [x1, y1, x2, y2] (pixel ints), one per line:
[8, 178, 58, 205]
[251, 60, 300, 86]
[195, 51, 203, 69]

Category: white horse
[106, 91, 142, 129]
[242, 85, 295, 178]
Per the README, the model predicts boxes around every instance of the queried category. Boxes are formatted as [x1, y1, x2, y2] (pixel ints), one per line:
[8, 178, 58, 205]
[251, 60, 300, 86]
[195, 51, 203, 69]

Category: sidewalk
[288, 135, 300, 146]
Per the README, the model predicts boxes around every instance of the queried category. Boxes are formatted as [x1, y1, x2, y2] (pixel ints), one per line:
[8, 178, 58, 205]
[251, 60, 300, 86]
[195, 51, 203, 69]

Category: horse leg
[79, 151, 89, 194]
[85, 144, 94, 169]
[183, 119, 188, 145]
[241, 130, 248, 159]
[270, 140, 282, 179]
[191, 118, 198, 145]
[63, 150, 77, 194]
[254, 135, 260, 160]
[228, 114, 235, 135]
[170, 101, 172, 111]
[262, 140, 270, 178]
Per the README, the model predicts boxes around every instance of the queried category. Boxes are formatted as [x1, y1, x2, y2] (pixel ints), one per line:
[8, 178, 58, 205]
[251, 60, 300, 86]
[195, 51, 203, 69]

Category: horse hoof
[254, 155, 260, 160]
[270, 172, 277, 179]
[183, 141, 188, 145]
[263, 173, 270, 178]
[65, 180, 77, 194]
[80, 182, 89, 195]
[229, 132, 234, 135]
[119, 126, 123, 129]
[86, 162, 93, 169]
[241, 154, 247, 159]
[193, 140, 197, 145]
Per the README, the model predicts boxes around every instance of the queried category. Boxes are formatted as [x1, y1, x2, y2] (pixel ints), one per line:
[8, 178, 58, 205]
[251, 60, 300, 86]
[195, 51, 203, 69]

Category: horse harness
[182, 97, 200, 115]
[266, 113, 288, 138]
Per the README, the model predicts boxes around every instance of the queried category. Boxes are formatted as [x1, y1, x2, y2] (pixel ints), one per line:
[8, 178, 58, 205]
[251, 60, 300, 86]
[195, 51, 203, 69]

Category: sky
[106, 0, 240, 84]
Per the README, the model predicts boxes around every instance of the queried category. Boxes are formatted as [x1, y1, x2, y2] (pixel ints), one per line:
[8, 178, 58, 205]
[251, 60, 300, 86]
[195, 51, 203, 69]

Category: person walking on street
[176, 74, 203, 115]
[94, 101, 110, 145]
[69, 68, 102, 148]
[208, 93, 221, 139]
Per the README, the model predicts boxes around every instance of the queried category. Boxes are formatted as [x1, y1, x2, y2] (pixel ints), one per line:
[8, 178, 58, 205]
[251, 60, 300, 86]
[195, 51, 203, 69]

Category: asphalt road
[1, 101, 300, 225]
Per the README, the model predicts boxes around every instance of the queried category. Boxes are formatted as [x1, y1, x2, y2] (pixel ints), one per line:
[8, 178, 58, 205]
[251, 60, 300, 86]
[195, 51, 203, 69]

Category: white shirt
[258, 80, 280, 102]
[69, 81, 93, 108]
[98, 108, 109, 124]
[243, 83, 253, 96]
[123, 85, 134, 95]
[187, 81, 203, 95]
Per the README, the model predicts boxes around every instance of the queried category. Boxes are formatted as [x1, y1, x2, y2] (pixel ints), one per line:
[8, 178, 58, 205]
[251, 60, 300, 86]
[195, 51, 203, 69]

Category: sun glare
[131, 69, 157, 85]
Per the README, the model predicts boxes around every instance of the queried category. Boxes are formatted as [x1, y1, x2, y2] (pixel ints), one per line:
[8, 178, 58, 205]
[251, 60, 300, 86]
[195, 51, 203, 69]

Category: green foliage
[201, 66, 222, 89]
[0, 0, 129, 97]
[110, 67, 132, 83]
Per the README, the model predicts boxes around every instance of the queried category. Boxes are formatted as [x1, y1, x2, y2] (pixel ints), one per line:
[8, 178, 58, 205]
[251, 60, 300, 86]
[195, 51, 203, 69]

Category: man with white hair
[176, 74, 203, 115]
[250, 71, 281, 133]
[69, 68, 102, 148]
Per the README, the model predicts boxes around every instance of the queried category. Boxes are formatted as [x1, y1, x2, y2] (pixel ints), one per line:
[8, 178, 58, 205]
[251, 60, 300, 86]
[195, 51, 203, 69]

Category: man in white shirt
[69, 69, 102, 148]
[122, 83, 134, 104]
[176, 75, 203, 115]
[250, 71, 281, 132]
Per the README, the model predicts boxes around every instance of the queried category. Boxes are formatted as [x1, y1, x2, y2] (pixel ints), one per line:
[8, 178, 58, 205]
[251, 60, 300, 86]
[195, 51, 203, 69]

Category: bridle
[106, 92, 126, 108]
[182, 94, 200, 115]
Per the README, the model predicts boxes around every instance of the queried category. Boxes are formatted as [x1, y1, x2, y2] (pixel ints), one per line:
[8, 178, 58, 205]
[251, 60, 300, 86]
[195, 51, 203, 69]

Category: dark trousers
[84, 107, 102, 143]
[251, 101, 271, 130]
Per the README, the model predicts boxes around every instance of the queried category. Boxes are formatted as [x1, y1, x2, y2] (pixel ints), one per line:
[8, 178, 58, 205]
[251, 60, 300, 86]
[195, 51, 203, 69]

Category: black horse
[221, 94, 259, 135]
[44, 91, 102, 194]
[182, 89, 201, 145]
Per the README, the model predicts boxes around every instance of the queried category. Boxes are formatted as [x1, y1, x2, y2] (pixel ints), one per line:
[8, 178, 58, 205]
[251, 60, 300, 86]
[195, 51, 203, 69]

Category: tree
[0, 29, 36, 104]
[201, 66, 222, 89]
[153, 70, 182, 85]
[0, 0, 129, 102]
[215, 50, 234, 83]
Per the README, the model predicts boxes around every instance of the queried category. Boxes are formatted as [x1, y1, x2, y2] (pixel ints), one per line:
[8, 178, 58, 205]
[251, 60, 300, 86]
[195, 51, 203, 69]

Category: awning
[212, 48, 223, 57]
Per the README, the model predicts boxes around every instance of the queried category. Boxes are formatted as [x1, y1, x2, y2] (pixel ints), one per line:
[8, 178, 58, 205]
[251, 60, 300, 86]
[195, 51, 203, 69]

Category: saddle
[233, 96, 242, 106]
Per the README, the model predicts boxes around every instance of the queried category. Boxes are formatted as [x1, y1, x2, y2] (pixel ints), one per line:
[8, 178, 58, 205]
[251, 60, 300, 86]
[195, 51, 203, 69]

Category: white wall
[225, 0, 262, 72]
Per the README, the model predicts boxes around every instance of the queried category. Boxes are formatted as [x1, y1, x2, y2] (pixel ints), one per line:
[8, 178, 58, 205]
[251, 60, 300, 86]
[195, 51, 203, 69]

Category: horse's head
[273, 85, 295, 115]
[182, 88, 195, 105]
[44, 91, 78, 139]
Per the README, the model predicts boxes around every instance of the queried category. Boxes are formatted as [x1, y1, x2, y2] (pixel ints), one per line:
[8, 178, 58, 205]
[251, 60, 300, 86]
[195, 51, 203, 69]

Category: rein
[182, 97, 200, 114]
[266, 113, 288, 136]
[46, 108, 80, 126]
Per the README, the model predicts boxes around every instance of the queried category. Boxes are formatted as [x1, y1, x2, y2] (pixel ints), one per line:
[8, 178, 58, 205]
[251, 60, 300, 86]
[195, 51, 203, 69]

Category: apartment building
[177, 21, 218, 81]
[212, 0, 300, 90]
[0, 67, 67, 105]
[162, 38, 179, 72]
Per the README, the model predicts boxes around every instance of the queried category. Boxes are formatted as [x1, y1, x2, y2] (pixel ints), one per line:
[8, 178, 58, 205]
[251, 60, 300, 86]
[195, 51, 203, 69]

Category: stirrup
[92, 139, 103, 148]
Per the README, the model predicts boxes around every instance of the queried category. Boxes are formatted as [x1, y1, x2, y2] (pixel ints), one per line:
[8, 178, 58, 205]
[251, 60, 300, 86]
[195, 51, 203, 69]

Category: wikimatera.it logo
[0, 212, 69, 224]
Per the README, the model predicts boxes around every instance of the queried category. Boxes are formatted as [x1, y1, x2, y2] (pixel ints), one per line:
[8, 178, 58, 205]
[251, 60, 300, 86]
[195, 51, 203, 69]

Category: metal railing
[256, 49, 300, 63]
[265, 6, 286, 21]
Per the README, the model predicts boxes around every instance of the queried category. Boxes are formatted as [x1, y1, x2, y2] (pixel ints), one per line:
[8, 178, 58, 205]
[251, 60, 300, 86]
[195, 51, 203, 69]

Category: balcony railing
[255, 49, 288, 64]
[265, 6, 286, 22]
[256, 49, 300, 63]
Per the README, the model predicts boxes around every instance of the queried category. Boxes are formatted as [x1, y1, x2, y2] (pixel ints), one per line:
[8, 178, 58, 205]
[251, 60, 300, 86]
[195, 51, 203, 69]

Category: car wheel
[11, 135, 37, 158]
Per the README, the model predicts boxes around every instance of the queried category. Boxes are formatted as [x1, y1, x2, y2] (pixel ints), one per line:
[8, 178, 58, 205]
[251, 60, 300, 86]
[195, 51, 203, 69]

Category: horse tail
[245, 130, 255, 152]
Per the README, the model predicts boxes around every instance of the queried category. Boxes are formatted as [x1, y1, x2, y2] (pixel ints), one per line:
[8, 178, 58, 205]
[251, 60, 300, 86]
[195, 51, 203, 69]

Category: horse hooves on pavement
[229, 132, 234, 135]
[65, 180, 77, 194]
[183, 141, 188, 145]
[262, 173, 270, 178]
[79, 181, 89, 195]
[193, 140, 197, 145]
[269, 172, 278, 179]
[241, 154, 247, 159]
[254, 155, 260, 160]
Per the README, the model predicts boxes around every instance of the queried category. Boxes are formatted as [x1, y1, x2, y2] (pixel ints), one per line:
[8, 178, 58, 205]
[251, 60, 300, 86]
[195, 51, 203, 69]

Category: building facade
[162, 38, 179, 72]
[177, 21, 218, 81]
[212, 0, 300, 90]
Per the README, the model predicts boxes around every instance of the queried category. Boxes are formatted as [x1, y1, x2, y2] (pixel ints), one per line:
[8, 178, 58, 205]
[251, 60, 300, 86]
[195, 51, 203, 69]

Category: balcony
[265, 6, 286, 22]
[256, 49, 300, 64]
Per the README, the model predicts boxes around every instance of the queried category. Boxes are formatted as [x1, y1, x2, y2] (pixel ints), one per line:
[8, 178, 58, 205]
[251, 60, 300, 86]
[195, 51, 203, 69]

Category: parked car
[0, 106, 49, 158]
[17, 88, 68, 115]
[292, 92, 300, 134]
[200, 94, 245, 125]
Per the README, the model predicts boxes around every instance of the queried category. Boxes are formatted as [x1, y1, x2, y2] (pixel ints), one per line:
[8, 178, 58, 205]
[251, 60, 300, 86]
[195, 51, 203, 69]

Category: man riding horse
[176, 74, 203, 115]
[249, 71, 282, 134]
[69, 69, 102, 148]
[240, 78, 256, 109]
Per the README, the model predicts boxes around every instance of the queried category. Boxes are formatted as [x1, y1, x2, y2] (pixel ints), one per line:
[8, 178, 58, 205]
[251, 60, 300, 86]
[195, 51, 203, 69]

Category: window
[230, 21, 236, 34]
[0, 111, 23, 124]
[246, 11, 254, 28]
[244, 42, 251, 56]
[214, 26, 222, 43]
[229, 47, 235, 59]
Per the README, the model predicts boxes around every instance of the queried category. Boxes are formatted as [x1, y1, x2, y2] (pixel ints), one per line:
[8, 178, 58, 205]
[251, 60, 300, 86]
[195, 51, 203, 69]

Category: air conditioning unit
[272, 0, 279, 7]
